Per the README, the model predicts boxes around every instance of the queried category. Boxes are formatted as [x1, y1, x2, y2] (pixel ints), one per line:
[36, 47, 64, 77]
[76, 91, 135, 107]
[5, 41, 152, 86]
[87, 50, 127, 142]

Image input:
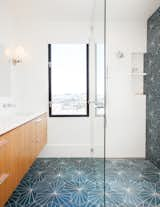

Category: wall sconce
[5, 46, 26, 66]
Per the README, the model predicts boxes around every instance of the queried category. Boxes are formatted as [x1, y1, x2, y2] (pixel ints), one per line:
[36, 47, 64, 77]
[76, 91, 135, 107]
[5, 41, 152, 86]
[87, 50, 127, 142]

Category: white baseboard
[39, 144, 104, 158]
[39, 145, 145, 159]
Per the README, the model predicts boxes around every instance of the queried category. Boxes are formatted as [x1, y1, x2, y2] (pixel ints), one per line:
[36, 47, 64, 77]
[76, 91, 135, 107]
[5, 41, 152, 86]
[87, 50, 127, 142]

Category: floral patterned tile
[5, 159, 160, 207]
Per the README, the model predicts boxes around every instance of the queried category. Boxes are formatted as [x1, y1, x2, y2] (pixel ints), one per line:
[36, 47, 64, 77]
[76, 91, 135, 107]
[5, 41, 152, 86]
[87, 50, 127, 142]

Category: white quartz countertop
[0, 112, 47, 136]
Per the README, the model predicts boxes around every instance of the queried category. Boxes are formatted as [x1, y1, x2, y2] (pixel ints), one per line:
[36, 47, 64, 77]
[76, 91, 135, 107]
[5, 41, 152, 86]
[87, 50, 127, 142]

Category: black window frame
[48, 43, 89, 117]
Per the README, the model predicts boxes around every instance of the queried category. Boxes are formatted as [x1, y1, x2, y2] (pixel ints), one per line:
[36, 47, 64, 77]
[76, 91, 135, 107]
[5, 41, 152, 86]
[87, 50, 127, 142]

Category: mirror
[0, 2, 12, 98]
[0, 45, 11, 97]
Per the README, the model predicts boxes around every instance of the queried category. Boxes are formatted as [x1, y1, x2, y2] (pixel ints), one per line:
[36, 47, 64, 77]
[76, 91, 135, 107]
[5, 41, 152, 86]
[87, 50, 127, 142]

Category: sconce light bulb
[12, 46, 26, 65]
[15, 46, 25, 58]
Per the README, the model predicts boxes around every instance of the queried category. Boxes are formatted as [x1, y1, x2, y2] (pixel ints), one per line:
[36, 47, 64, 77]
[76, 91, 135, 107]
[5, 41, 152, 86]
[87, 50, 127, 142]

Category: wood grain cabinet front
[35, 114, 47, 155]
[0, 113, 47, 207]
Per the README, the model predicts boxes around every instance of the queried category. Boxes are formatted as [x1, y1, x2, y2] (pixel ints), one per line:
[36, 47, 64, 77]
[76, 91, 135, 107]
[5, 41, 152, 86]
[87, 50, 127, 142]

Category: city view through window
[50, 44, 88, 116]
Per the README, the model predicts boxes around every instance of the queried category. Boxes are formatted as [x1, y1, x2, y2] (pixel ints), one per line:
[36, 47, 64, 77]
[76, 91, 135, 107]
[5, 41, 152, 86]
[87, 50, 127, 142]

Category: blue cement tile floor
[5, 158, 160, 207]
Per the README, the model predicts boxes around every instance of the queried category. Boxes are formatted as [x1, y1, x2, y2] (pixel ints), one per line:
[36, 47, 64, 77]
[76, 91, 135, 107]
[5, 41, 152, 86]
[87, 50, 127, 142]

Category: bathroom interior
[0, 0, 160, 206]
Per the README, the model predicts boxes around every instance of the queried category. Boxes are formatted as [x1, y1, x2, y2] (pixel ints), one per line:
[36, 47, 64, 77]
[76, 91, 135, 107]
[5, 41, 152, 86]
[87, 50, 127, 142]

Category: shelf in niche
[129, 72, 147, 76]
[107, 73, 147, 78]
[131, 53, 145, 95]
[135, 93, 146, 96]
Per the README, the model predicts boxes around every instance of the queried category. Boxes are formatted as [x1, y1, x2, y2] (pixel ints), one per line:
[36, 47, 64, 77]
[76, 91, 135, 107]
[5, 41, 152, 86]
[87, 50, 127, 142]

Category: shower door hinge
[90, 148, 94, 153]
[49, 101, 53, 108]
[48, 62, 52, 68]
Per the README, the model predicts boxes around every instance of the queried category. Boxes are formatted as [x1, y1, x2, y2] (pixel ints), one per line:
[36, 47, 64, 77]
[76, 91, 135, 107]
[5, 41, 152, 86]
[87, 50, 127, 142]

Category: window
[95, 43, 104, 116]
[48, 44, 89, 117]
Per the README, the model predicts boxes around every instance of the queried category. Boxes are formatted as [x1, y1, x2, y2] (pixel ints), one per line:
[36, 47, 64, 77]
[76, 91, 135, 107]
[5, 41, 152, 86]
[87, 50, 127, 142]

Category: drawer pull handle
[0, 139, 8, 147]
[36, 138, 40, 143]
[0, 174, 9, 185]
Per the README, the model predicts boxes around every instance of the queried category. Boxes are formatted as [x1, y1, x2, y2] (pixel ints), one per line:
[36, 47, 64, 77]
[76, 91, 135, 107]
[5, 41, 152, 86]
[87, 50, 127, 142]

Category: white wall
[106, 20, 147, 158]
[0, 2, 13, 98]
[11, 20, 104, 158]
[10, 17, 147, 158]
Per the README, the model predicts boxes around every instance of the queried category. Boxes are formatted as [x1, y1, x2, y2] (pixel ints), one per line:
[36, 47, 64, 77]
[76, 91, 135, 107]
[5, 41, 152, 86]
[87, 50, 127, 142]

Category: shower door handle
[88, 100, 104, 109]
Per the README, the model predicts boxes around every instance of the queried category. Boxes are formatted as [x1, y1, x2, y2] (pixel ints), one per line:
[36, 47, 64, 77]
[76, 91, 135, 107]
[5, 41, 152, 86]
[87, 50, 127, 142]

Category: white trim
[39, 144, 104, 158]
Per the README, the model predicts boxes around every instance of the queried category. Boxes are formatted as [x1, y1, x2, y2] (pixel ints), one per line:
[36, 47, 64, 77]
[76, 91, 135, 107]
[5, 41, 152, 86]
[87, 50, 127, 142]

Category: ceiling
[8, 0, 104, 23]
[6, 0, 160, 22]
[108, 0, 160, 21]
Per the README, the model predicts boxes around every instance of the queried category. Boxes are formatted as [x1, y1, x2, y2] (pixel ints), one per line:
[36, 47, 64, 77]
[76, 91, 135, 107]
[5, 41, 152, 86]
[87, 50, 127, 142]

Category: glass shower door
[106, 1, 160, 207]
[88, 0, 106, 206]
[48, 0, 106, 206]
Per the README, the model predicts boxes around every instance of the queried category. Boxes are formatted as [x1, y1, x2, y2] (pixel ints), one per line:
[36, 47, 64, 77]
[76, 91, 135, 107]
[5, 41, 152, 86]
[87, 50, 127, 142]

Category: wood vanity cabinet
[0, 113, 47, 207]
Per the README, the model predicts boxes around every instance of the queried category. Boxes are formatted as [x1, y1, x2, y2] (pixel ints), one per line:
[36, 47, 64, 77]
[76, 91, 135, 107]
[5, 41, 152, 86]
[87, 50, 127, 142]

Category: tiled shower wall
[145, 7, 160, 167]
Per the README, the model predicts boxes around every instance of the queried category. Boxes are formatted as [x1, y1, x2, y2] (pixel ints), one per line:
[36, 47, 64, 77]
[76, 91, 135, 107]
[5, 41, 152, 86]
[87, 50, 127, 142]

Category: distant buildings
[52, 93, 104, 115]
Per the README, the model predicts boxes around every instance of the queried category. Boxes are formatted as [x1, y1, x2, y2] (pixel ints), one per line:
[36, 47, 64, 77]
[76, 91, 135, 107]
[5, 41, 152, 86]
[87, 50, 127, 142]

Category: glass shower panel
[48, 0, 106, 206]
[87, 0, 106, 206]
[106, 1, 160, 207]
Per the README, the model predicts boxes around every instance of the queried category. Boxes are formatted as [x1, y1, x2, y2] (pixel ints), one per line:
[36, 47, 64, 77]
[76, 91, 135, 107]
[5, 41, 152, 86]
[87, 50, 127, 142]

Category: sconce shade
[5, 46, 26, 66]
[13, 46, 25, 65]
[5, 48, 11, 58]
[14, 46, 25, 59]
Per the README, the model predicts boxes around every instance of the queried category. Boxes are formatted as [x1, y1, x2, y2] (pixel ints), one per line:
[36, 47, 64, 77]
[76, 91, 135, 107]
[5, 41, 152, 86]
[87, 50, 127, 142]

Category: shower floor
[5, 158, 160, 207]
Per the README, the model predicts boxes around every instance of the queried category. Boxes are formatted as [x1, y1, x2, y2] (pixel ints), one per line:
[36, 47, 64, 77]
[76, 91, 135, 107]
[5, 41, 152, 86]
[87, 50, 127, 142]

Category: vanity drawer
[34, 114, 47, 154]
[0, 113, 47, 206]
[0, 137, 10, 174]
[0, 131, 18, 206]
